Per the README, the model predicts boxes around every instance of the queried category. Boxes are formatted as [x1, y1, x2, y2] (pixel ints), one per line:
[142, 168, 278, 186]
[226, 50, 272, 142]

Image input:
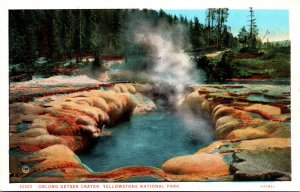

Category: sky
[164, 9, 289, 42]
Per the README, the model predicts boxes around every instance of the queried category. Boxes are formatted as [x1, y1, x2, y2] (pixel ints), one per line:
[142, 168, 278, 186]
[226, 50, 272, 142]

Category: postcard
[1, 0, 300, 191]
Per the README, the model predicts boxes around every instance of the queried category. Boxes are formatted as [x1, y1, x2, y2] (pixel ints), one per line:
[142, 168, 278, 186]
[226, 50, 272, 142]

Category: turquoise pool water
[77, 110, 214, 172]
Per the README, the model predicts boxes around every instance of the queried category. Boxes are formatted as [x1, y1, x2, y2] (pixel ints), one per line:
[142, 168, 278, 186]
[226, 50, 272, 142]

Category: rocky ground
[9, 76, 156, 182]
[9, 76, 290, 182]
[162, 83, 290, 181]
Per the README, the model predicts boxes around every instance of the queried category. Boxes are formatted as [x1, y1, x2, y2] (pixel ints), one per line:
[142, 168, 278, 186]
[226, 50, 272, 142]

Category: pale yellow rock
[10, 113, 37, 125]
[10, 103, 45, 115]
[245, 118, 265, 128]
[91, 96, 109, 113]
[76, 115, 96, 126]
[256, 121, 287, 133]
[185, 91, 206, 111]
[29, 119, 48, 129]
[108, 102, 121, 113]
[200, 99, 213, 113]
[216, 119, 241, 139]
[233, 138, 291, 151]
[132, 83, 152, 93]
[20, 144, 83, 172]
[212, 104, 226, 117]
[124, 84, 136, 94]
[244, 104, 281, 118]
[213, 106, 236, 122]
[113, 84, 129, 93]
[90, 90, 123, 108]
[74, 97, 93, 106]
[119, 84, 129, 93]
[19, 128, 49, 137]
[196, 140, 226, 154]
[113, 85, 121, 93]
[10, 135, 64, 151]
[226, 127, 267, 140]
[161, 154, 228, 176]
[215, 115, 236, 129]
[61, 102, 109, 122]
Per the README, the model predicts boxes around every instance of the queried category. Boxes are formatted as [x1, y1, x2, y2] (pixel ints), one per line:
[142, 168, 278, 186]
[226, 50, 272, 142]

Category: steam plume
[132, 19, 214, 142]
[134, 22, 193, 97]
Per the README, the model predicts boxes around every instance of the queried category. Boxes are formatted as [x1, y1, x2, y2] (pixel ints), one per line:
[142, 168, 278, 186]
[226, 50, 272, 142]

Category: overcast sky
[164, 9, 289, 42]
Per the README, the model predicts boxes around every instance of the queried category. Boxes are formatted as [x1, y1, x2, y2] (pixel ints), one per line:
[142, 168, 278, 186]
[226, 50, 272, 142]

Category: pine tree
[248, 7, 258, 48]
[205, 9, 212, 47]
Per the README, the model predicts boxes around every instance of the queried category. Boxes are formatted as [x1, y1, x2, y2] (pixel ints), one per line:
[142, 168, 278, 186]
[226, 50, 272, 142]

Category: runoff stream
[77, 106, 214, 173]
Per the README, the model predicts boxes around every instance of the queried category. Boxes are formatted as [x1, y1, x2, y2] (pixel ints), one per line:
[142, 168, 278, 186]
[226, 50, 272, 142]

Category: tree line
[9, 9, 239, 65]
[9, 9, 123, 64]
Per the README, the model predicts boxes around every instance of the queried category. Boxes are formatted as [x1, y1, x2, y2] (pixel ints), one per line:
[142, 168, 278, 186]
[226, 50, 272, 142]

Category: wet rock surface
[178, 84, 290, 140]
[162, 153, 229, 180]
[168, 83, 291, 181]
[9, 78, 290, 182]
[9, 76, 157, 182]
[231, 147, 291, 181]
[229, 138, 291, 181]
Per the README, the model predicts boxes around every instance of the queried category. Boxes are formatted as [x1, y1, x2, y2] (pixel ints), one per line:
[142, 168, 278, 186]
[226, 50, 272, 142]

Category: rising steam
[131, 19, 214, 142]
[133, 22, 194, 98]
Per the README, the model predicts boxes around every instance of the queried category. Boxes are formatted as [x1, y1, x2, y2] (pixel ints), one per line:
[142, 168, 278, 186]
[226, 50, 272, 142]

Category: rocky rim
[9, 76, 291, 182]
